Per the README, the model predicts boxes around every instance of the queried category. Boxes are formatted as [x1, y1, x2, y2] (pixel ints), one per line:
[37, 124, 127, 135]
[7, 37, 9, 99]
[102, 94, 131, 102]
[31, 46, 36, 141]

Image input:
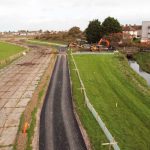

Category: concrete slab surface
[0, 146, 13, 150]
[0, 47, 53, 147]
[0, 127, 18, 146]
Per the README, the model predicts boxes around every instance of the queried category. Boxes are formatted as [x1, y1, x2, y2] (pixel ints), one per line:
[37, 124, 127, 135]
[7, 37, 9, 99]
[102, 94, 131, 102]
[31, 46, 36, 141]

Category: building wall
[141, 21, 150, 42]
[137, 30, 142, 38]
[123, 30, 141, 38]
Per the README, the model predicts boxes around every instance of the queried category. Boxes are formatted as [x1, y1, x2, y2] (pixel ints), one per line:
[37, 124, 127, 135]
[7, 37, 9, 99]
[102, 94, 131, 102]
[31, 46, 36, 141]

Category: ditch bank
[128, 60, 150, 86]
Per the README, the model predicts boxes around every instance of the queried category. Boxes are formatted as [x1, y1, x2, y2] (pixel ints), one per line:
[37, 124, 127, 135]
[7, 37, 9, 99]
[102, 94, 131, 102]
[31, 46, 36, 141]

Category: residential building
[122, 25, 142, 39]
[141, 21, 150, 42]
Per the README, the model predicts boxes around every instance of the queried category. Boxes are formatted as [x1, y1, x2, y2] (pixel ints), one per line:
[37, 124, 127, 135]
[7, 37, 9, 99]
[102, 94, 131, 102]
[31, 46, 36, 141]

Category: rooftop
[122, 25, 142, 31]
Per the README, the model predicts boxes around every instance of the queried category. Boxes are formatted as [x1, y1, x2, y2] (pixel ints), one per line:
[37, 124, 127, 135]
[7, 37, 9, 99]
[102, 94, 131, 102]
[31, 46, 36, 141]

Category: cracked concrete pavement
[0, 45, 54, 150]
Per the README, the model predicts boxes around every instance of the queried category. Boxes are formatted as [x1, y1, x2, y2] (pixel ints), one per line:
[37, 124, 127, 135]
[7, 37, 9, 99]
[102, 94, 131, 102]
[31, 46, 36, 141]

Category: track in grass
[71, 54, 150, 150]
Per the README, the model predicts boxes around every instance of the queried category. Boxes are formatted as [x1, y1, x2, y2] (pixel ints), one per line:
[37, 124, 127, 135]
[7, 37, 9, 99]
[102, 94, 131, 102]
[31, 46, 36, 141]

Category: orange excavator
[98, 38, 110, 47]
[90, 38, 110, 51]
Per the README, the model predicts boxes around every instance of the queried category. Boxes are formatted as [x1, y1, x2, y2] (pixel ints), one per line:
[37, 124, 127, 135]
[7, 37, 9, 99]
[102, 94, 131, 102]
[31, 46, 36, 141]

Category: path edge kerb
[67, 54, 92, 150]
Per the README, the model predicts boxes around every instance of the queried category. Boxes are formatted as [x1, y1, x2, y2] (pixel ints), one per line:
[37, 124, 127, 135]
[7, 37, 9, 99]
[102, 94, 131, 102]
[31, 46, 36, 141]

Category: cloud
[0, 0, 149, 31]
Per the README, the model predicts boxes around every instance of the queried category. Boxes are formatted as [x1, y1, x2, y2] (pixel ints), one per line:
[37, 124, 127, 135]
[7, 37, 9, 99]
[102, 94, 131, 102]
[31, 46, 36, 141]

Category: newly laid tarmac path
[39, 48, 86, 150]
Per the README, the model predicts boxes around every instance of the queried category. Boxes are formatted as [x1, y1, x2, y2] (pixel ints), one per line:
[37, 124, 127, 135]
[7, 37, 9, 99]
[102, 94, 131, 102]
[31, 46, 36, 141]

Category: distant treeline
[35, 27, 85, 43]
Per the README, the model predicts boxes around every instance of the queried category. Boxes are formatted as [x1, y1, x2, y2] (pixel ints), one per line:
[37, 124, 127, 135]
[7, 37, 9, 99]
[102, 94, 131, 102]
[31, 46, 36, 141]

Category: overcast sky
[0, 0, 149, 31]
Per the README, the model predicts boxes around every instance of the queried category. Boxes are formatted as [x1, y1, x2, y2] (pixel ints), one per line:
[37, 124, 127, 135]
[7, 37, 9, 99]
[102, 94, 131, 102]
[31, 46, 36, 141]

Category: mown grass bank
[0, 41, 25, 61]
[68, 54, 108, 150]
[69, 53, 150, 150]
[134, 52, 150, 73]
[0, 41, 26, 69]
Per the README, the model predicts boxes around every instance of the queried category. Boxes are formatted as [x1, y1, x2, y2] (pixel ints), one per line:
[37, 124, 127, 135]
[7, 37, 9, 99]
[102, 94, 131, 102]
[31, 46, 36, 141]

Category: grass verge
[27, 40, 67, 48]
[69, 52, 150, 150]
[26, 107, 38, 150]
[68, 53, 108, 150]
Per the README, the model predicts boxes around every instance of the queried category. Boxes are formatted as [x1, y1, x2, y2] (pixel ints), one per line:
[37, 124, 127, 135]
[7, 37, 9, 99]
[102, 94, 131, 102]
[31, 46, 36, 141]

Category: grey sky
[0, 0, 149, 31]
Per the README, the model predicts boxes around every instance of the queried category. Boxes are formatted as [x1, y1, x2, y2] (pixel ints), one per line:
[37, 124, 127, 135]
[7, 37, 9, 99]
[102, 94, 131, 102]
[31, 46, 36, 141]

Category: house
[141, 21, 150, 42]
[18, 30, 28, 36]
[122, 25, 142, 39]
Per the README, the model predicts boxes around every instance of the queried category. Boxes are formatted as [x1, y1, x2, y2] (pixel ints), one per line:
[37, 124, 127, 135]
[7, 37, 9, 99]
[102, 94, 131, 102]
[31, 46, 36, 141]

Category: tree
[102, 17, 122, 35]
[39, 29, 43, 33]
[68, 27, 81, 35]
[85, 19, 102, 43]
[66, 26, 84, 42]
[65, 26, 84, 42]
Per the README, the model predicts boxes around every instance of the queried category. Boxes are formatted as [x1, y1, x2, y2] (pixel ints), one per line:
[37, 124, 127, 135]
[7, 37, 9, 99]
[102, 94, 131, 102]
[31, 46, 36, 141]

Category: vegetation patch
[134, 52, 150, 73]
[69, 53, 150, 150]
[26, 107, 37, 150]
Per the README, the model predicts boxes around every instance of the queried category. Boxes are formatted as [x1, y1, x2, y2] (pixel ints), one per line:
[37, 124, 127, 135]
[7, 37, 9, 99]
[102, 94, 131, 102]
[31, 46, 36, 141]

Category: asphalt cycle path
[39, 47, 86, 150]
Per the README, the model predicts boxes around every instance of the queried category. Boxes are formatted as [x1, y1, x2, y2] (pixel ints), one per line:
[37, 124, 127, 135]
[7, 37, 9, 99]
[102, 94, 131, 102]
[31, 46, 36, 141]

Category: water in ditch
[128, 60, 150, 86]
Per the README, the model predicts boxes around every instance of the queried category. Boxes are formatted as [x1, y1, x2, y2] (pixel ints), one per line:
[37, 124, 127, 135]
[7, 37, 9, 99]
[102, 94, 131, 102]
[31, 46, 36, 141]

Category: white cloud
[0, 0, 149, 31]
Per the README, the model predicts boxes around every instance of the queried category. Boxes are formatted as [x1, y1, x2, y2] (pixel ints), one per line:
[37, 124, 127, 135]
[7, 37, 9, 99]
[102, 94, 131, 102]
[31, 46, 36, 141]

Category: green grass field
[0, 41, 25, 61]
[27, 40, 67, 47]
[69, 56, 108, 150]
[134, 52, 150, 73]
[69, 53, 150, 150]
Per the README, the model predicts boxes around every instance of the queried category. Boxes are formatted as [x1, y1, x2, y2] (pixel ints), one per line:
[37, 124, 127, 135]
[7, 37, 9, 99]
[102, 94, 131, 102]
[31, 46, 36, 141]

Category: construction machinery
[98, 38, 110, 47]
[90, 38, 111, 52]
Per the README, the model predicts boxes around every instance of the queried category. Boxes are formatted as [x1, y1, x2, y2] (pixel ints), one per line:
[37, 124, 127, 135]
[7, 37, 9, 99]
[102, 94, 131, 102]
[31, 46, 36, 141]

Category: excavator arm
[98, 38, 110, 48]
